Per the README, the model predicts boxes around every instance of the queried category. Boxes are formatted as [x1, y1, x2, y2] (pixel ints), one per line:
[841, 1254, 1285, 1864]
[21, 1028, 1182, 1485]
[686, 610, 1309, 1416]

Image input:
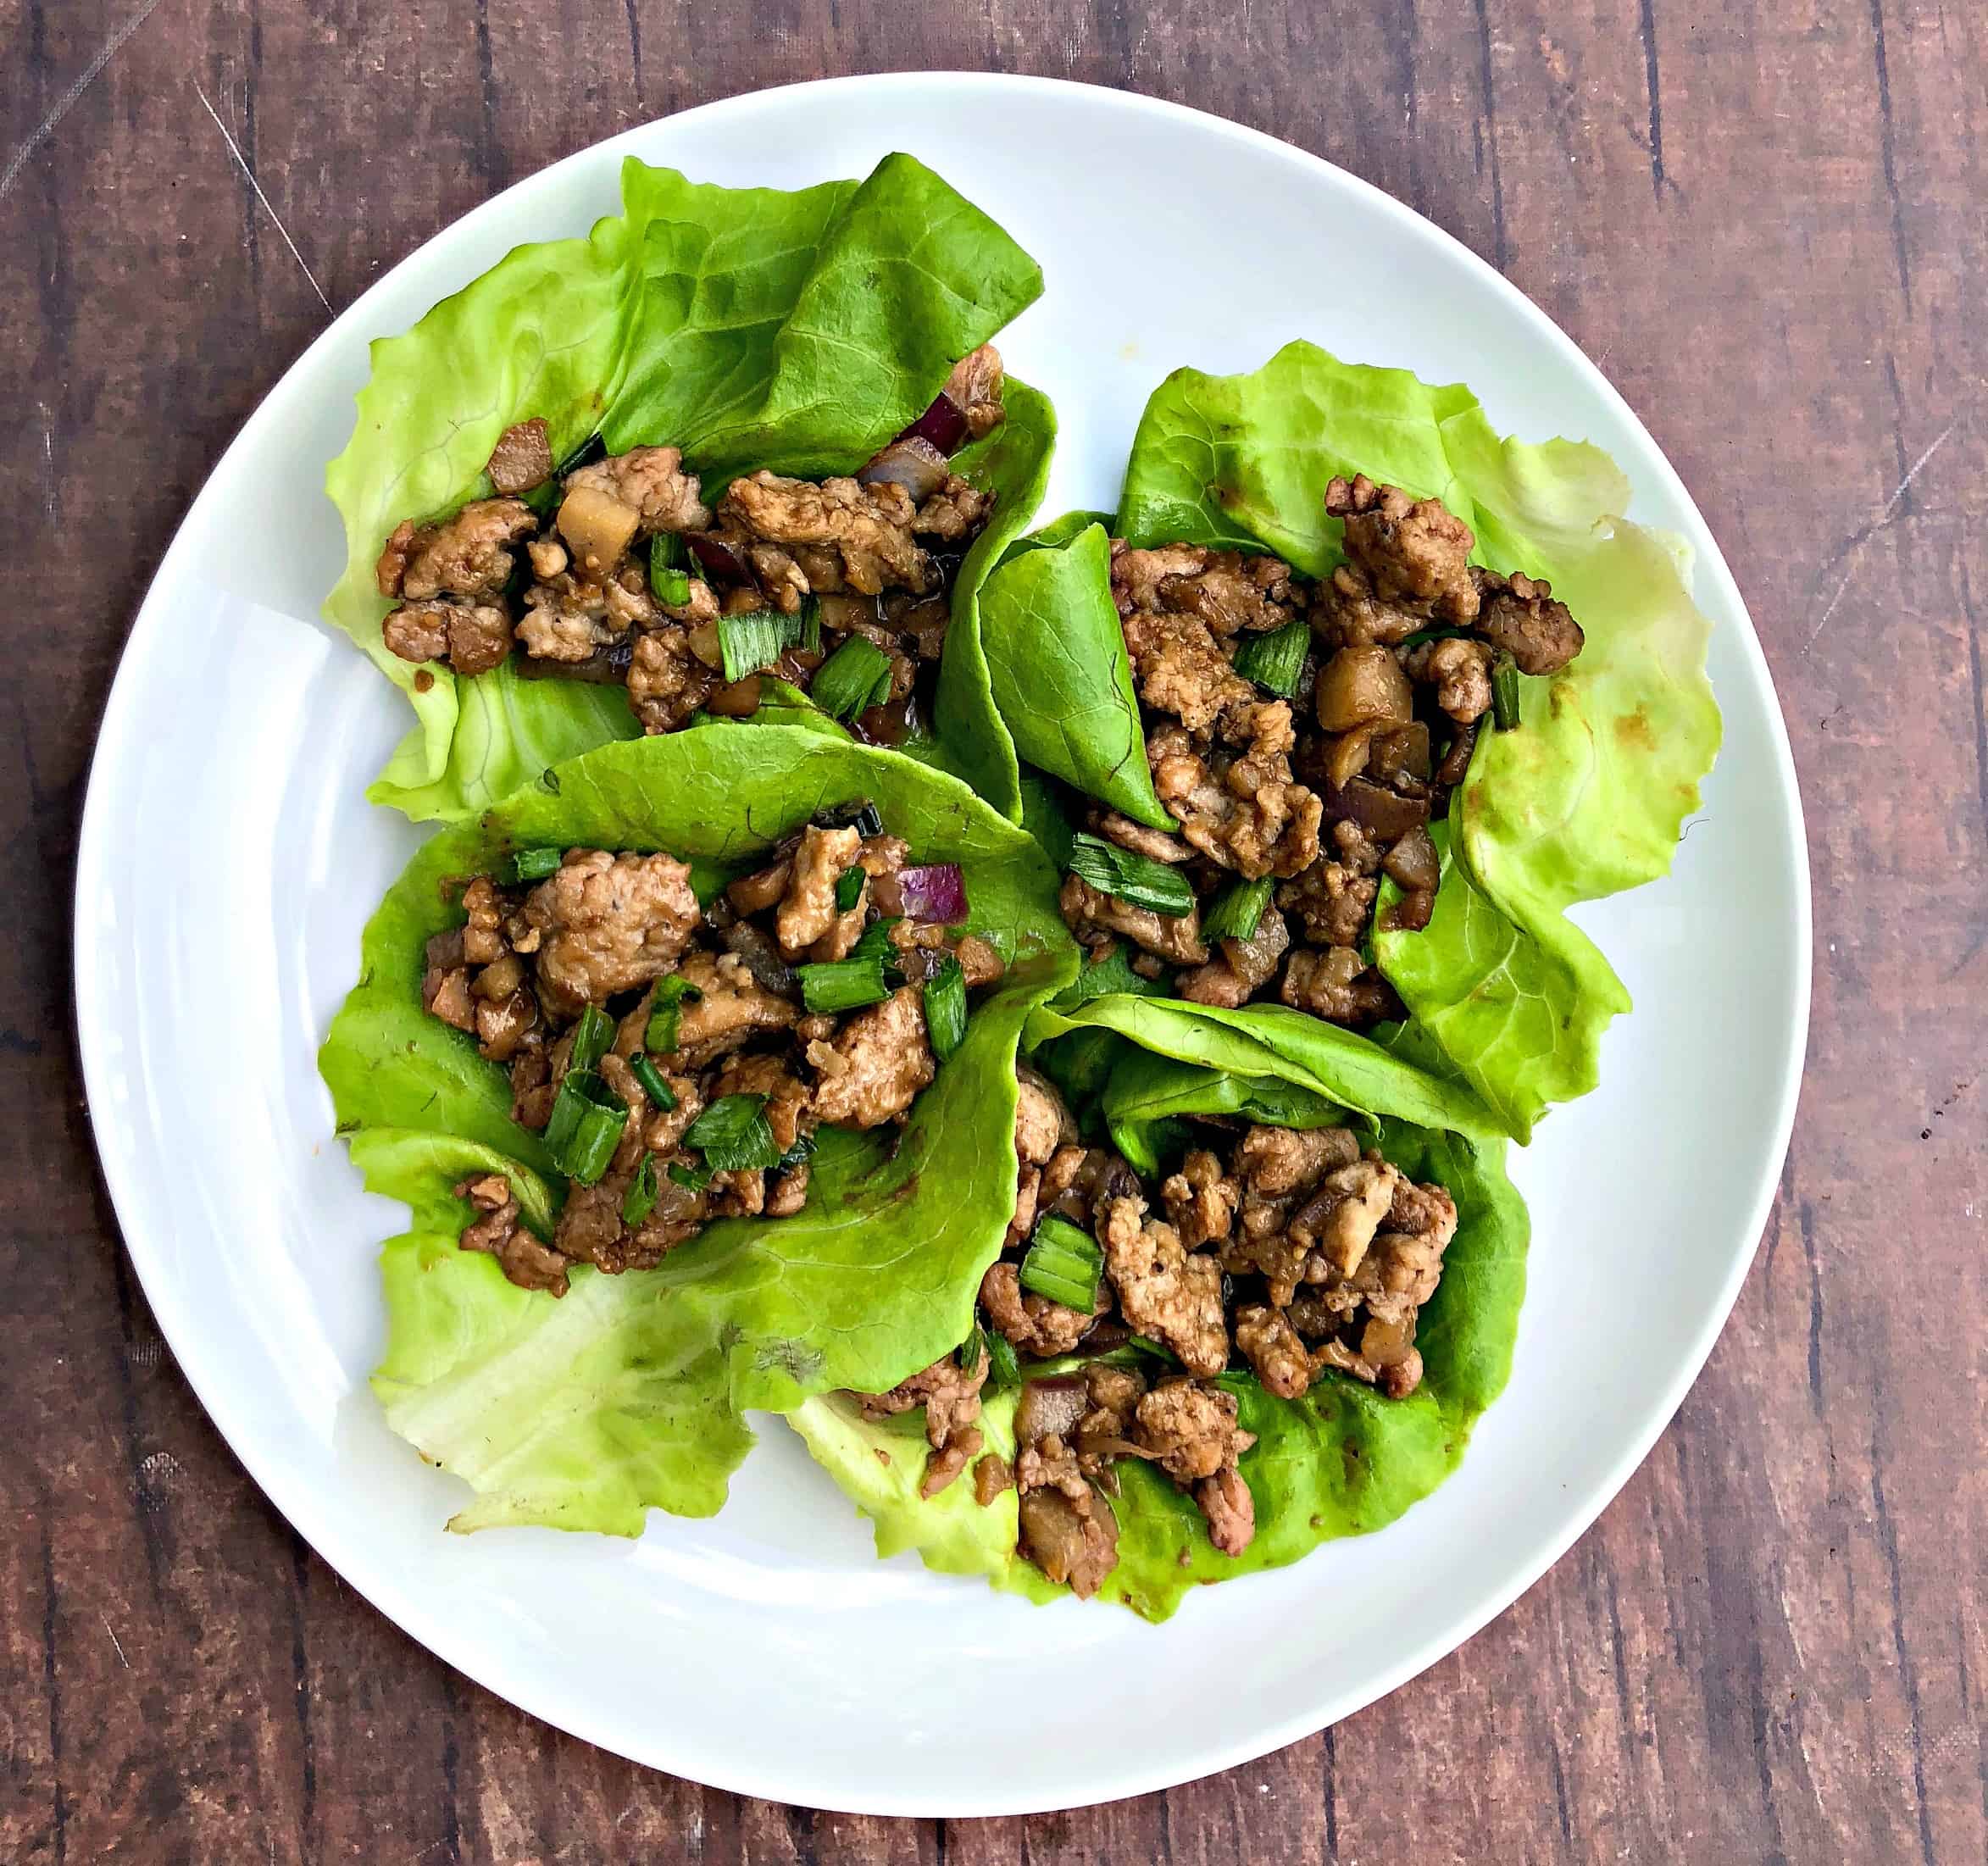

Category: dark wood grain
[3, 1, 1984, 1859]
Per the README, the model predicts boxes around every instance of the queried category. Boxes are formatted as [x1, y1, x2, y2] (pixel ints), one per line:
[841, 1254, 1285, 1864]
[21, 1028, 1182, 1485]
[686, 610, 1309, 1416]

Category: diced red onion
[896, 862, 969, 925]
[898, 391, 969, 457]
[856, 436, 950, 503]
[684, 533, 752, 585]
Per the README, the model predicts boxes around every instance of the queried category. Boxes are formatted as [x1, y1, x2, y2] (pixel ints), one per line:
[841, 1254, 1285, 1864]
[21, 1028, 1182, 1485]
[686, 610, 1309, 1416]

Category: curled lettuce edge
[787, 1020, 1527, 1621]
[321, 727, 1079, 1534]
[972, 340, 1721, 1140]
[321, 152, 1048, 824]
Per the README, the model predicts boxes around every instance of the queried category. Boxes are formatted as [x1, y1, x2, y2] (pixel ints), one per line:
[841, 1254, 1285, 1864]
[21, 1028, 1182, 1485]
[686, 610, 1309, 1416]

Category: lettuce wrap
[975, 343, 1721, 1140]
[325, 154, 1053, 824]
[320, 728, 1078, 1530]
[787, 1006, 1526, 1620]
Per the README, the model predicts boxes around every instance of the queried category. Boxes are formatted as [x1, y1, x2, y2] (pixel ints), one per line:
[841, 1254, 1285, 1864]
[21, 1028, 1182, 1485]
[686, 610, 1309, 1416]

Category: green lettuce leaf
[976, 520, 1173, 828]
[1373, 815, 1627, 1139]
[979, 341, 1719, 1137]
[325, 729, 1079, 1530]
[788, 1041, 1526, 1619]
[325, 153, 1047, 823]
[1027, 991, 1502, 1141]
[925, 381, 1058, 818]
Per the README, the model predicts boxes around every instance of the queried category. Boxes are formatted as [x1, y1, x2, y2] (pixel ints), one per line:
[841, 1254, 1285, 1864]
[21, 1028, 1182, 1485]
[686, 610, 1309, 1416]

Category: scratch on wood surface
[192, 81, 332, 314]
[0, 0, 164, 203]
[39, 410, 59, 524]
[101, 1615, 127, 1669]
[1804, 419, 1958, 648]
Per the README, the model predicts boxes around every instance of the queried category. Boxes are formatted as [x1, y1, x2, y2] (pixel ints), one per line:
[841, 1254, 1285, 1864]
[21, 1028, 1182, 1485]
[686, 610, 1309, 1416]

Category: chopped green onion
[683, 1093, 780, 1173]
[797, 957, 890, 1015]
[922, 953, 967, 1061]
[797, 595, 822, 653]
[1125, 1333, 1180, 1365]
[622, 1154, 659, 1226]
[669, 1158, 716, 1191]
[1232, 618, 1312, 697]
[717, 608, 803, 681]
[958, 1326, 986, 1375]
[835, 867, 865, 913]
[629, 1052, 676, 1110]
[649, 534, 692, 607]
[810, 637, 895, 720]
[986, 1330, 1020, 1386]
[1019, 1215, 1104, 1312]
[644, 975, 702, 1056]
[567, 1002, 615, 1074]
[1067, 833, 1197, 918]
[542, 1069, 628, 1186]
[497, 846, 563, 886]
[850, 917, 902, 969]
[1491, 654, 1521, 731]
[1201, 876, 1274, 945]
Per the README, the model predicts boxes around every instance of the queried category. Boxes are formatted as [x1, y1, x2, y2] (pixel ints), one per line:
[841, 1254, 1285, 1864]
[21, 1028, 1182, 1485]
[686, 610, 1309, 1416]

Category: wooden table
[5, 3, 1982, 1859]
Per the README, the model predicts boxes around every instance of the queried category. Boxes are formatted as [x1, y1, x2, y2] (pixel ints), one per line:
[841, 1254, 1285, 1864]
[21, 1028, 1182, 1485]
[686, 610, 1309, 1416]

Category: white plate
[74, 75, 1808, 1815]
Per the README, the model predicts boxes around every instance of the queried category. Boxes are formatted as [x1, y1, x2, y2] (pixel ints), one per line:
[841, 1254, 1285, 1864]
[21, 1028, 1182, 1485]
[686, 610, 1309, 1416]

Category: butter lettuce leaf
[325, 154, 1047, 823]
[1027, 991, 1502, 1141]
[925, 380, 1058, 819]
[325, 729, 1078, 1531]
[976, 520, 1172, 828]
[979, 342, 1719, 1137]
[789, 1041, 1526, 1619]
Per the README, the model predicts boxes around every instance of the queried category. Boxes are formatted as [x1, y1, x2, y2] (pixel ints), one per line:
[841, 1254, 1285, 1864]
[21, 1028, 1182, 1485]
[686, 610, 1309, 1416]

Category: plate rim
[71, 70, 1813, 1815]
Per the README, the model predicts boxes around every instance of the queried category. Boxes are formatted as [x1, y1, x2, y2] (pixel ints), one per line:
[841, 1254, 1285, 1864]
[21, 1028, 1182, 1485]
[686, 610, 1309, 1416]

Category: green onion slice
[1491, 654, 1522, 731]
[1124, 1333, 1180, 1364]
[682, 1093, 780, 1174]
[797, 595, 822, 653]
[835, 866, 865, 914]
[922, 953, 967, 1061]
[622, 1154, 659, 1227]
[849, 917, 902, 974]
[1200, 875, 1274, 945]
[644, 975, 702, 1056]
[567, 1002, 615, 1074]
[629, 1052, 676, 1111]
[497, 846, 562, 886]
[797, 957, 890, 1016]
[1019, 1214, 1104, 1312]
[669, 1158, 716, 1192]
[810, 637, 895, 720]
[542, 1069, 629, 1186]
[1232, 618, 1311, 697]
[958, 1326, 986, 1376]
[1066, 833, 1197, 918]
[717, 608, 803, 681]
[649, 533, 691, 607]
[986, 1330, 1020, 1387]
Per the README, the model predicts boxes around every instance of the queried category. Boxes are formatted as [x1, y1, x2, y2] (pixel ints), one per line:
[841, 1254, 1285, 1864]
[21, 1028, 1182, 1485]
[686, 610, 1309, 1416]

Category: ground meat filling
[373, 357, 1008, 738]
[418, 812, 1003, 1294]
[862, 1072, 1463, 1593]
[1058, 476, 1588, 1027]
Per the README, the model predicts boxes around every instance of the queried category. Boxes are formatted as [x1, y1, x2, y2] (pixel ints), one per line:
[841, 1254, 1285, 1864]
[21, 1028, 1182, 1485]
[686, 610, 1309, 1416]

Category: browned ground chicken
[373, 359, 1006, 736]
[1060, 475, 1586, 1028]
[420, 817, 1000, 1293]
[867, 1071, 1465, 1594]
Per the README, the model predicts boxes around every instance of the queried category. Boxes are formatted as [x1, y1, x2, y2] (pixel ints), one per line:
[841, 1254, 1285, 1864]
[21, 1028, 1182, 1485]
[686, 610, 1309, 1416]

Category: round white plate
[74, 75, 1808, 1815]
